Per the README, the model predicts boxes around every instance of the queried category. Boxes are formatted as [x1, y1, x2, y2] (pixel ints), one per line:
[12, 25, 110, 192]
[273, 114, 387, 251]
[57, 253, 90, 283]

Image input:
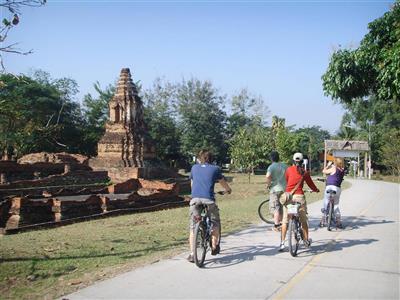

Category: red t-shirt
[285, 165, 318, 195]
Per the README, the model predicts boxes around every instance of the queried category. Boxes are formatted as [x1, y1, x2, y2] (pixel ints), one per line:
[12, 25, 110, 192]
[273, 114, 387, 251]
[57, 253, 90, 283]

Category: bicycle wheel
[327, 201, 334, 231]
[288, 218, 300, 257]
[258, 199, 274, 224]
[194, 222, 207, 267]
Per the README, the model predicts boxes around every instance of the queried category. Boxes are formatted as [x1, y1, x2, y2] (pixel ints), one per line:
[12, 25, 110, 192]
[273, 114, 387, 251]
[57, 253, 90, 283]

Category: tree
[176, 78, 227, 162]
[0, 72, 85, 158]
[322, 2, 400, 103]
[322, 2, 400, 166]
[227, 88, 269, 139]
[381, 128, 400, 177]
[0, 0, 46, 70]
[229, 126, 273, 181]
[274, 127, 299, 164]
[81, 82, 115, 156]
[294, 126, 331, 172]
[141, 78, 181, 163]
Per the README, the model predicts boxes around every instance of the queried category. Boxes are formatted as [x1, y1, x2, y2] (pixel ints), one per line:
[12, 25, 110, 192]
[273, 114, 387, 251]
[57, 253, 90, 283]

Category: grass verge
[0, 173, 342, 299]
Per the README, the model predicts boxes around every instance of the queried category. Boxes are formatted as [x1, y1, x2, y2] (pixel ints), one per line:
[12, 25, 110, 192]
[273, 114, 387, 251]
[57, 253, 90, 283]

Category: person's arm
[266, 173, 272, 188]
[218, 178, 232, 194]
[322, 162, 335, 175]
[305, 172, 319, 192]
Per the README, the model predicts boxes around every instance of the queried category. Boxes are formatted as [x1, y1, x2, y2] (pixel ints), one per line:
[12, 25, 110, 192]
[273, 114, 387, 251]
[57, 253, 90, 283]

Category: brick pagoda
[90, 68, 156, 182]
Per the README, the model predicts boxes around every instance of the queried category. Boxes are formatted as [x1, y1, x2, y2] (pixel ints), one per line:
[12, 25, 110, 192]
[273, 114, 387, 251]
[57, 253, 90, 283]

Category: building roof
[325, 140, 370, 151]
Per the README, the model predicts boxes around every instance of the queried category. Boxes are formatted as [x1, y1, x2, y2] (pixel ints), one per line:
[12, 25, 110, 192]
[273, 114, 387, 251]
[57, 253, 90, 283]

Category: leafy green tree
[294, 126, 331, 172]
[274, 127, 305, 164]
[0, 72, 84, 158]
[141, 78, 181, 163]
[229, 126, 273, 180]
[81, 82, 115, 156]
[381, 128, 400, 177]
[322, 2, 400, 166]
[176, 78, 227, 162]
[227, 88, 269, 139]
[322, 2, 400, 103]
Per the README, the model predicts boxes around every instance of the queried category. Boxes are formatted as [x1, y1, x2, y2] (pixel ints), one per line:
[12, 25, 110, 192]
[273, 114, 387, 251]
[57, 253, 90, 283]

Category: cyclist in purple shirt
[321, 157, 345, 228]
[187, 149, 232, 263]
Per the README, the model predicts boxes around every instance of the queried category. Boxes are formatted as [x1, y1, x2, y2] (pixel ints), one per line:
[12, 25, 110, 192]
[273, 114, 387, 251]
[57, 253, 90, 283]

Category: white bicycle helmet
[293, 152, 303, 161]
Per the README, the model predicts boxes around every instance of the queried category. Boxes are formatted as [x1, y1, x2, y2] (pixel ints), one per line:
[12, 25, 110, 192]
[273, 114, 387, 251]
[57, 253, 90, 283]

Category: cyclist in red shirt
[279, 152, 320, 251]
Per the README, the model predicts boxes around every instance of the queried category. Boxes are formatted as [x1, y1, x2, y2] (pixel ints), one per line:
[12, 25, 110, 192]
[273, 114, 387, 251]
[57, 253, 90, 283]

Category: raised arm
[322, 161, 336, 175]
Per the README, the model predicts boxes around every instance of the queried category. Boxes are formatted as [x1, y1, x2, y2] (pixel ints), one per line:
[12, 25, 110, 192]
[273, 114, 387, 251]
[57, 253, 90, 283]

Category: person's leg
[188, 199, 201, 261]
[270, 193, 281, 231]
[333, 187, 342, 227]
[321, 186, 330, 226]
[279, 197, 288, 251]
[294, 195, 311, 246]
[189, 229, 194, 252]
[208, 203, 221, 254]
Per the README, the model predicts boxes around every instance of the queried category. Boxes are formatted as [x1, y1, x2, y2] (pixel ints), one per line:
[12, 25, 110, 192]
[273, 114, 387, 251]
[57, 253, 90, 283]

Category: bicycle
[258, 198, 275, 225]
[286, 191, 314, 257]
[286, 202, 305, 257]
[193, 191, 224, 268]
[321, 189, 340, 231]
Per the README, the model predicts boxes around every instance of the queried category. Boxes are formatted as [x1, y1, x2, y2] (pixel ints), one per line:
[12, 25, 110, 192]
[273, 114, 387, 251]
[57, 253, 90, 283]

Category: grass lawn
[0, 173, 343, 299]
[372, 174, 400, 184]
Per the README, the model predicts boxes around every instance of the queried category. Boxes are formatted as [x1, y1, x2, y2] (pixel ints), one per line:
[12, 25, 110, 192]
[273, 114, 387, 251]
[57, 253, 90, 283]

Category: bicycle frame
[325, 189, 337, 231]
[287, 202, 304, 257]
[193, 205, 213, 267]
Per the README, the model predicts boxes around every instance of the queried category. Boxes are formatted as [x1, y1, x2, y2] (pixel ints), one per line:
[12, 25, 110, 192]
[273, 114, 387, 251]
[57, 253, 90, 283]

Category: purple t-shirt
[190, 163, 224, 201]
[326, 168, 344, 187]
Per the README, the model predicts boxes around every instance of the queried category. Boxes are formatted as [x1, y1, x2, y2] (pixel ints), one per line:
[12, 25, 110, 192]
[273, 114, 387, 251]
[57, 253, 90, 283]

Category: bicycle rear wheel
[258, 199, 274, 224]
[288, 218, 300, 257]
[194, 222, 207, 267]
[327, 201, 334, 231]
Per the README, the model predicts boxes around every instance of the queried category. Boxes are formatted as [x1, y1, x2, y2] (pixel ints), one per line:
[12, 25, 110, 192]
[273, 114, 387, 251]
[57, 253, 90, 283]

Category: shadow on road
[308, 216, 394, 232]
[200, 215, 388, 268]
[298, 238, 379, 258]
[202, 244, 278, 269]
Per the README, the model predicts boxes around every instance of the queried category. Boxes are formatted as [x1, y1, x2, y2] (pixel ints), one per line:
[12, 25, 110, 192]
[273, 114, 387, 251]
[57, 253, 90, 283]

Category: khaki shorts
[189, 198, 220, 230]
[270, 191, 283, 214]
[282, 194, 308, 227]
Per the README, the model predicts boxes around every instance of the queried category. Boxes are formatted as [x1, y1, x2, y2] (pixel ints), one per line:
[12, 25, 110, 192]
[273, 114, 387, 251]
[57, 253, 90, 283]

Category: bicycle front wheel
[258, 199, 274, 224]
[194, 222, 207, 267]
[327, 201, 334, 231]
[288, 218, 300, 257]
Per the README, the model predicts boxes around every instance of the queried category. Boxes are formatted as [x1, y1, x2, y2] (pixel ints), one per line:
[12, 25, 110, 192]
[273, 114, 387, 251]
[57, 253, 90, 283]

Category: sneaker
[278, 242, 285, 252]
[319, 220, 325, 228]
[304, 238, 312, 248]
[187, 254, 194, 263]
[336, 222, 343, 229]
[211, 244, 220, 255]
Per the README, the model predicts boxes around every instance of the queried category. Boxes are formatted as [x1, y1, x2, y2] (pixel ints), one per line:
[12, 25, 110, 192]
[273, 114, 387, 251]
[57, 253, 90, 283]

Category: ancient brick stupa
[89, 68, 156, 182]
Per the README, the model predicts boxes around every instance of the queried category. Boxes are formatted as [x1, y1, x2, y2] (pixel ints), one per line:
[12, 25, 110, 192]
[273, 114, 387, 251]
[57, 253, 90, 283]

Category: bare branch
[0, 0, 46, 72]
[0, 1, 46, 12]
[56, 102, 65, 125]
[45, 114, 54, 127]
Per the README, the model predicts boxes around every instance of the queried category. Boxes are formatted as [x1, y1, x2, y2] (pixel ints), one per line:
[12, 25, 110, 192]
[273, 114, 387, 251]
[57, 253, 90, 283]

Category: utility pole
[368, 120, 372, 179]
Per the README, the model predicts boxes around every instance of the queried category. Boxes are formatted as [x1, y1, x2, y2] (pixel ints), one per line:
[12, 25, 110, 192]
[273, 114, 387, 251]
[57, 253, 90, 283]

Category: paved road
[65, 179, 399, 299]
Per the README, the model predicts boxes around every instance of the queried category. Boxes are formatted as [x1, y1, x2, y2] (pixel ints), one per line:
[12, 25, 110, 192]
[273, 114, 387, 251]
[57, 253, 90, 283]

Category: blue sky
[3, 0, 394, 133]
